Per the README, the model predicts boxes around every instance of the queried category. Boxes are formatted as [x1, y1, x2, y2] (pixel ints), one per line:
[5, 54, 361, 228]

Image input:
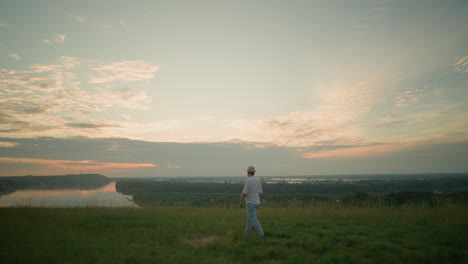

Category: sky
[0, 0, 467, 177]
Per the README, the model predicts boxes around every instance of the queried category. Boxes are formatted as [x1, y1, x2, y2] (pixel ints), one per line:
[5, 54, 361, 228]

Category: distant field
[1, 207, 467, 264]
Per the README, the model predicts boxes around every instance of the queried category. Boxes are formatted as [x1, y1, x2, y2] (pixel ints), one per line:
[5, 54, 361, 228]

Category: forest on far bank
[116, 176, 468, 208]
[0, 174, 111, 196]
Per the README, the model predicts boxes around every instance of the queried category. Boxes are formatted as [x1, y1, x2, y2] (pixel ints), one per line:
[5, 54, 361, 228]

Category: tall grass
[1, 207, 467, 264]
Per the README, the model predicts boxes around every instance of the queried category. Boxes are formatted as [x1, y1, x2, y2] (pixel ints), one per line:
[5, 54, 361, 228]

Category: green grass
[1, 207, 468, 263]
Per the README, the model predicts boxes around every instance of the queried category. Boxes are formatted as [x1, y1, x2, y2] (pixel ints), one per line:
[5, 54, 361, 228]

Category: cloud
[451, 56, 468, 73]
[109, 115, 216, 142]
[85, 81, 382, 147]
[1, 136, 466, 177]
[0, 111, 57, 134]
[1, 71, 62, 92]
[303, 131, 468, 159]
[42, 33, 66, 44]
[391, 103, 462, 127]
[90, 87, 152, 109]
[57, 56, 81, 69]
[8, 53, 21, 61]
[303, 143, 409, 159]
[68, 13, 87, 22]
[394, 88, 424, 107]
[0, 58, 83, 137]
[66, 121, 120, 129]
[0, 56, 158, 138]
[0, 137, 295, 177]
[422, 112, 468, 135]
[90, 61, 160, 83]
[1, 101, 49, 114]
[0, 141, 19, 148]
[0, 157, 156, 171]
[30, 63, 62, 73]
[224, 82, 380, 148]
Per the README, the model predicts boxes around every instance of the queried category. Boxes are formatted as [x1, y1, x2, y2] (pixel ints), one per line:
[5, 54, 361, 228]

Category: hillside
[1, 207, 467, 264]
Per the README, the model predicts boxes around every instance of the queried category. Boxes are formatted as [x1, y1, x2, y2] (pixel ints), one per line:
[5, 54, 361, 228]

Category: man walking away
[239, 165, 265, 238]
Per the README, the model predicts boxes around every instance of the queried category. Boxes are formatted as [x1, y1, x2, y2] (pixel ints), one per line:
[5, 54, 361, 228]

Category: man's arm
[239, 193, 247, 208]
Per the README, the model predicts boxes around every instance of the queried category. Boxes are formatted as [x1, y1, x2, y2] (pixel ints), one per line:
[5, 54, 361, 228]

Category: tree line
[116, 177, 468, 208]
[0, 174, 111, 195]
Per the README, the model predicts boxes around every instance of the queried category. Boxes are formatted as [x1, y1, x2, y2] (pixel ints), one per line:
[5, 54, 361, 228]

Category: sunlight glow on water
[0, 182, 137, 208]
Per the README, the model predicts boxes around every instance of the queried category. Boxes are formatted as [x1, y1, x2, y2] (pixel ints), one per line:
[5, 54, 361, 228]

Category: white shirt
[242, 176, 263, 204]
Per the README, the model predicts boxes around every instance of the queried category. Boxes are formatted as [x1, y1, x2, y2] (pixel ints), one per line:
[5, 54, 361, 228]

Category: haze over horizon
[1, 0, 467, 177]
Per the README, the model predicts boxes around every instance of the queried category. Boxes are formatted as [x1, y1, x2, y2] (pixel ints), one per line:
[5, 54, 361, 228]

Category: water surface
[0, 182, 137, 208]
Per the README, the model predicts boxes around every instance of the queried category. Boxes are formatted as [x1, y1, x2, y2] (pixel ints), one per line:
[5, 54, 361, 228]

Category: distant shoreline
[0, 174, 112, 196]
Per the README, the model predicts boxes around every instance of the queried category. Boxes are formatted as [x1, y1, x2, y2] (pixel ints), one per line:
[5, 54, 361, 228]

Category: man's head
[247, 165, 256, 176]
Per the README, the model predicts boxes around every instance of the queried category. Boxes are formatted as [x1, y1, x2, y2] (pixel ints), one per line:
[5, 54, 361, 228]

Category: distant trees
[116, 178, 468, 208]
[0, 174, 111, 195]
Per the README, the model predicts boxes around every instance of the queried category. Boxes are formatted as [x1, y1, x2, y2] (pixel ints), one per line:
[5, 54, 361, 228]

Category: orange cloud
[303, 132, 468, 159]
[0, 157, 156, 170]
[0, 142, 19, 148]
[303, 143, 413, 159]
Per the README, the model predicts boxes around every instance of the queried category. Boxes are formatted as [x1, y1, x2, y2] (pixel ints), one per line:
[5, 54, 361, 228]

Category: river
[0, 182, 137, 208]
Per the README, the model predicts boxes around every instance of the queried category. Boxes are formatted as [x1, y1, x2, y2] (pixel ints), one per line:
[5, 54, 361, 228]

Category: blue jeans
[244, 203, 264, 237]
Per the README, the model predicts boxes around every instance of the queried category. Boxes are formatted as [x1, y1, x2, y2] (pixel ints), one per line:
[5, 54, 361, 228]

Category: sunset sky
[1, 0, 467, 177]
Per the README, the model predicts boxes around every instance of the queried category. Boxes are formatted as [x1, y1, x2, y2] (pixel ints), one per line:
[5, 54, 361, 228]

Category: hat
[247, 165, 256, 173]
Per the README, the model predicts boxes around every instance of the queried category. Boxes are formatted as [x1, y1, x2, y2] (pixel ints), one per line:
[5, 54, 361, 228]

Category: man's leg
[251, 204, 264, 238]
[246, 203, 264, 238]
[243, 203, 253, 235]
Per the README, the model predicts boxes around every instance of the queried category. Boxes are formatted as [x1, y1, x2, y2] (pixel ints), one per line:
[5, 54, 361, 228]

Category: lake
[0, 182, 137, 208]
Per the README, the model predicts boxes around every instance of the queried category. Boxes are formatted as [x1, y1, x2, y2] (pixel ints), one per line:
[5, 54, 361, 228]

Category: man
[239, 165, 265, 238]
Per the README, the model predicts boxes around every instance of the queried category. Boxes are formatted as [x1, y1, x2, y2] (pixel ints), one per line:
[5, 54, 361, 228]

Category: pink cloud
[303, 132, 468, 159]
[303, 143, 411, 159]
[0, 157, 156, 170]
[0, 141, 19, 147]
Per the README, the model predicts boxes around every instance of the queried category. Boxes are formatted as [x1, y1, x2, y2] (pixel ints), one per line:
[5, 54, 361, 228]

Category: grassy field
[1, 207, 468, 264]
